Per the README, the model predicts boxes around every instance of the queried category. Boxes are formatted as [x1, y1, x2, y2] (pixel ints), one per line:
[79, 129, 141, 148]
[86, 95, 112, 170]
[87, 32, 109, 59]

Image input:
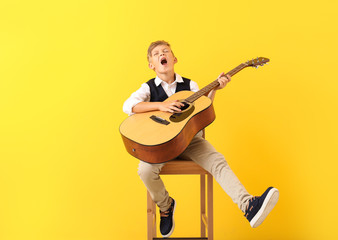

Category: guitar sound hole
[179, 102, 190, 111]
[170, 102, 195, 122]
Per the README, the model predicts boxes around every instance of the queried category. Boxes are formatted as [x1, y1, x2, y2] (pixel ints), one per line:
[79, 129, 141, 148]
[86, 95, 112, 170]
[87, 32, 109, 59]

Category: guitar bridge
[150, 115, 170, 125]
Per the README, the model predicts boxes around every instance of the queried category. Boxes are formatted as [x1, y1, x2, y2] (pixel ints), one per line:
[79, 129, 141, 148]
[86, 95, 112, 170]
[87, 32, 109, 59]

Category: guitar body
[119, 91, 215, 164]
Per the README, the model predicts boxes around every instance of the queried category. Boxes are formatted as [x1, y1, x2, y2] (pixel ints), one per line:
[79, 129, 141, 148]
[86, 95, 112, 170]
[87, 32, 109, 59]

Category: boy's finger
[218, 72, 225, 78]
[173, 102, 184, 107]
[171, 106, 181, 112]
[171, 102, 182, 108]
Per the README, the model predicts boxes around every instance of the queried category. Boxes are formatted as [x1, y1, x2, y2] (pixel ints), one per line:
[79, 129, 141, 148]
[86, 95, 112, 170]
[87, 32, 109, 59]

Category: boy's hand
[215, 72, 231, 90]
[159, 100, 184, 113]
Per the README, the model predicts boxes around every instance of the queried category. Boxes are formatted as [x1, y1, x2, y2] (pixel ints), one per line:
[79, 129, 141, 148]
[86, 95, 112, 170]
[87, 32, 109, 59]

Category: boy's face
[148, 45, 177, 74]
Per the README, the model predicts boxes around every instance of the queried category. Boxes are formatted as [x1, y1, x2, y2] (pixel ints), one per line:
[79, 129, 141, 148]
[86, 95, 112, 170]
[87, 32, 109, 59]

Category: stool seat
[147, 159, 214, 240]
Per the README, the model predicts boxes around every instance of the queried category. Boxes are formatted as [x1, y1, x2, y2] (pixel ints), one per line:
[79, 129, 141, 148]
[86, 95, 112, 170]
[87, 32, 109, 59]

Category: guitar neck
[185, 63, 247, 103]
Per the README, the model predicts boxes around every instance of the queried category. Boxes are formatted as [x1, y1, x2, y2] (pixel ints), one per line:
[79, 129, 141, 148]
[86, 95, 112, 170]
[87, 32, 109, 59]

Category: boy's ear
[174, 57, 178, 64]
[148, 63, 155, 70]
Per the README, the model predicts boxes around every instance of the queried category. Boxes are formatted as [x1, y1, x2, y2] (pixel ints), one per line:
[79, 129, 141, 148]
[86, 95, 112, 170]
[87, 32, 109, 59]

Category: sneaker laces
[160, 204, 173, 218]
[160, 210, 170, 218]
[245, 196, 257, 217]
[160, 198, 173, 218]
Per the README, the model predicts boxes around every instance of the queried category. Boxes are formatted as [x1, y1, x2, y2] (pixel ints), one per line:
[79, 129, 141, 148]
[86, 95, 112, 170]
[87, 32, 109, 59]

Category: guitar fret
[185, 63, 247, 103]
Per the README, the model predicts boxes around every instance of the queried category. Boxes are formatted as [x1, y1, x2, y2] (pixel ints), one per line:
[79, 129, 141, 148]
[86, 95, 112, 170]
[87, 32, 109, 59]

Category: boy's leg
[179, 132, 252, 213]
[138, 161, 172, 212]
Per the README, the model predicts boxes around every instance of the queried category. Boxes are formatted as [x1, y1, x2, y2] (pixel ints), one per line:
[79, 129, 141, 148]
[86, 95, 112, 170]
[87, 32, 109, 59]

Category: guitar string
[155, 64, 245, 120]
[154, 60, 265, 120]
[185, 60, 266, 103]
[187, 64, 244, 102]
[186, 63, 246, 103]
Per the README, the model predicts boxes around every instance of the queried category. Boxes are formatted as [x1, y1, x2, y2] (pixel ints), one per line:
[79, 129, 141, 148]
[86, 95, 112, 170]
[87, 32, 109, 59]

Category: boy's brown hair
[147, 40, 175, 62]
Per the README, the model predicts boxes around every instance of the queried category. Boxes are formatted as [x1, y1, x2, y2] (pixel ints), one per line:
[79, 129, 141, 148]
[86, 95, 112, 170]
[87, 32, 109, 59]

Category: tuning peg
[255, 66, 259, 69]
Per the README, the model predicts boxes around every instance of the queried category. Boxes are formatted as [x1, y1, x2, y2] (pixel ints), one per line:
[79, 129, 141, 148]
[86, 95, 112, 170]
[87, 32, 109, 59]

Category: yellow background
[1, 0, 337, 239]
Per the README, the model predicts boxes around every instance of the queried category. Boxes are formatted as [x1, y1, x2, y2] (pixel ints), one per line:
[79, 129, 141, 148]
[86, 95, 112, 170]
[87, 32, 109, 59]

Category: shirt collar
[154, 73, 183, 86]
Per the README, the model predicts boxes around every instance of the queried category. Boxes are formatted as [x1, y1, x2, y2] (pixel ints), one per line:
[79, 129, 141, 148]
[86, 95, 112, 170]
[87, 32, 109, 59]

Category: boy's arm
[123, 83, 151, 115]
[123, 83, 184, 115]
[133, 100, 184, 113]
[207, 73, 231, 102]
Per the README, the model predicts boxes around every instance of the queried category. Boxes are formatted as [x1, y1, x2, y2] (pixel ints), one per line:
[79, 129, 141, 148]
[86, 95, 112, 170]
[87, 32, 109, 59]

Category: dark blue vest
[146, 77, 191, 102]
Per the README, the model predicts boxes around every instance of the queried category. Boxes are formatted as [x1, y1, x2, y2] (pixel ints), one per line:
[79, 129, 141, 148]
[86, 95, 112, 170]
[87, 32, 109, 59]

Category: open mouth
[160, 58, 168, 65]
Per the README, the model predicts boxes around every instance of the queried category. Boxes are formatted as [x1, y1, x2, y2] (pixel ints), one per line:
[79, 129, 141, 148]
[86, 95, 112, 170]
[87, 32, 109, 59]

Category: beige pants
[138, 131, 252, 212]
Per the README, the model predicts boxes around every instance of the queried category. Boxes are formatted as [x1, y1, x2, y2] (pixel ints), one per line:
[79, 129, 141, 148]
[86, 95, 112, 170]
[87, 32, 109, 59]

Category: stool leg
[147, 191, 156, 240]
[200, 174, 206, 237]
[207, 173, 214, 240]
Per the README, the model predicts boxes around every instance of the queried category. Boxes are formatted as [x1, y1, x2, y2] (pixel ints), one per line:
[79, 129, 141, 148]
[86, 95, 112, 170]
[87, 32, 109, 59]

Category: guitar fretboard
[185, 63, 247, 103]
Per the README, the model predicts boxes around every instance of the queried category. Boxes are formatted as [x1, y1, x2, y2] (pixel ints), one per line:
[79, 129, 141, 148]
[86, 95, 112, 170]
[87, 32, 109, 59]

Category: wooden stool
[147, 160, 214, 240]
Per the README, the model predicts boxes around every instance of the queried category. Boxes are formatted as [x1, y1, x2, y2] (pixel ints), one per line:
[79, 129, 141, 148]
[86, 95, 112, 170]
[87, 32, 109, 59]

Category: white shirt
[123, 73, 199, 115]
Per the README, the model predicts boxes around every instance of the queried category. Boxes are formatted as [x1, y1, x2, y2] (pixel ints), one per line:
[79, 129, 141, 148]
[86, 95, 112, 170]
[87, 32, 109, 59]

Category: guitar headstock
[245, 57, 270, 68]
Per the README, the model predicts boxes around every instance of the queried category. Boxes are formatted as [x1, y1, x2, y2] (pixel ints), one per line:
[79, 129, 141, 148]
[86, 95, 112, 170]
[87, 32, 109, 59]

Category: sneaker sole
[250, 188, 279, 228]
[161, 200, 176, 238]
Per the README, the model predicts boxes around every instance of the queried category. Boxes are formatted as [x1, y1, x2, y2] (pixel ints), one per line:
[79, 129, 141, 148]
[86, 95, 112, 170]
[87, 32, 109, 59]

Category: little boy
[123, 40, 279, 238]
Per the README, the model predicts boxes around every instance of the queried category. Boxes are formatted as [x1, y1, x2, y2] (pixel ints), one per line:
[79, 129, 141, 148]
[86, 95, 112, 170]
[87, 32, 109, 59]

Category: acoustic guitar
[120, 57, 269, 164]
